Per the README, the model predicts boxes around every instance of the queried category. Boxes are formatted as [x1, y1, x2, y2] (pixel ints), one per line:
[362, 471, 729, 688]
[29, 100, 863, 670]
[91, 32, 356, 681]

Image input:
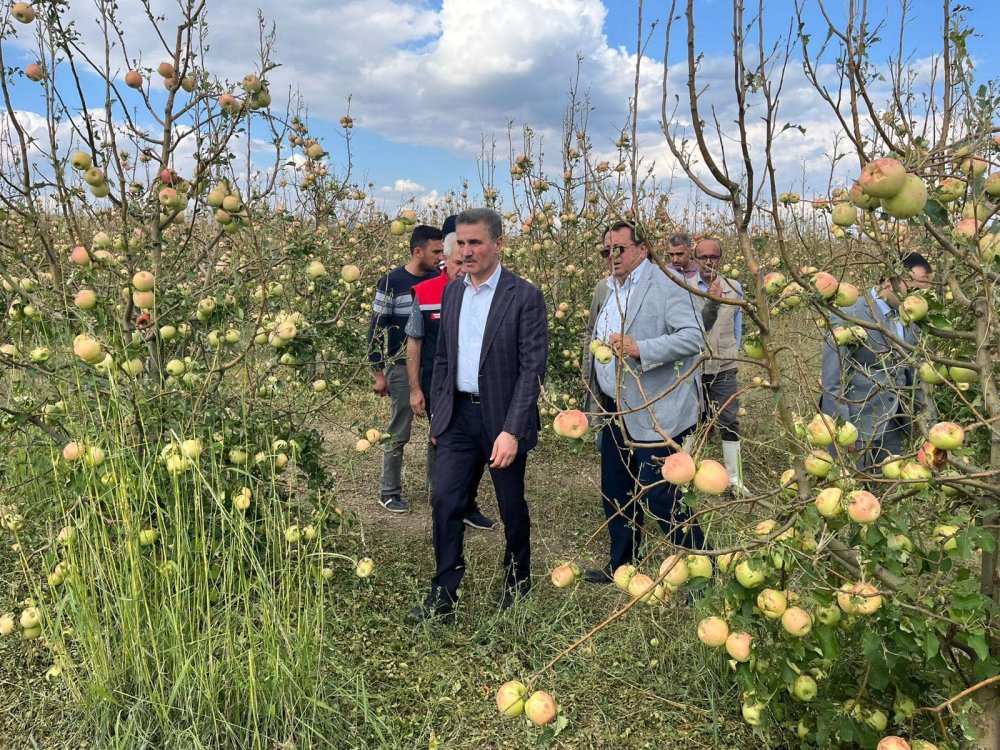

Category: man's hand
[489, 431, 519, 469]
[410, 389, 426, 417]
[373, 371, 389, 397]
[608, 333, 640, 360]
[708, 276, 722, 298]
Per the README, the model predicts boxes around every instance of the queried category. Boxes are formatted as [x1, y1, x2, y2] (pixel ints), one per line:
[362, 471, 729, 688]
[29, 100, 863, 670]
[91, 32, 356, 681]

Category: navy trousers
[430, 397, 531, 602]
[600, 418, 704, 570]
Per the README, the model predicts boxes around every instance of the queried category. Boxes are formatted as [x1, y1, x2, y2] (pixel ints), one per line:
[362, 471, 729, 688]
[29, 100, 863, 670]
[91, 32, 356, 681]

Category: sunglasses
[600, 242, 638, 258]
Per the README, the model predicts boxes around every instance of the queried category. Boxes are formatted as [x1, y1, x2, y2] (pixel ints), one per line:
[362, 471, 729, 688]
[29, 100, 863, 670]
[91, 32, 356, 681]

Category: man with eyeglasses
[690, 237, 748, 494]
[580, 221, 705, 584]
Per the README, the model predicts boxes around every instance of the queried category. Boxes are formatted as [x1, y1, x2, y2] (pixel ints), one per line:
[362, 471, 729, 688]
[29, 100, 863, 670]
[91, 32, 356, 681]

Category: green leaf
[924, 631, 940, 660]
[923, 199, 949, 226]
[967, 632, 990, 661]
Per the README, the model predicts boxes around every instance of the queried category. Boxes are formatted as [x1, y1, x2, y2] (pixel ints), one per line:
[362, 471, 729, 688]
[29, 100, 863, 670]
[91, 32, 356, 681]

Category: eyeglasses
[696, 255, 721, 262]
[600, 242, 638, 258]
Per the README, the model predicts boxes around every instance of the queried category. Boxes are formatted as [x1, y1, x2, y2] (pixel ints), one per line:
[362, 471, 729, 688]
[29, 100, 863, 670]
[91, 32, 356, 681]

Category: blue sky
[5, 0, 999, 215]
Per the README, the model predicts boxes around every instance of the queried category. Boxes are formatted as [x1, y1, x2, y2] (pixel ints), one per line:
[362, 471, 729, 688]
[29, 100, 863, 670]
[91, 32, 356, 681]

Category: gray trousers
[701, 367, 740, 442]
[379, 363, 414, 497]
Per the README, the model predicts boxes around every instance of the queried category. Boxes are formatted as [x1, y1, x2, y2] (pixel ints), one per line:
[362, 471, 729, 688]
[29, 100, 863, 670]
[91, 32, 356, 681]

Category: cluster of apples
[206, 182, 248, 233]
[495, 681, 558, 727]
[67, 150, 110, 198]
[389, 209, 419, 237]
[355, 428, 385, 453]
[0, 604, 42, 641]
[876, 737, 940, 750]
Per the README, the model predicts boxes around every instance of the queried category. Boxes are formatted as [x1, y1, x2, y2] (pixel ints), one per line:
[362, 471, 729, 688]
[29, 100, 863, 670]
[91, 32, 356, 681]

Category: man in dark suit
[820, 252, 933, 470]
[408, 208, 548, 623]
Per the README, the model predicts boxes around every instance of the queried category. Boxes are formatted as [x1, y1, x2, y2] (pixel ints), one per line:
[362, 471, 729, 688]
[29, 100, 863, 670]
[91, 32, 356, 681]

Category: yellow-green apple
[831, 204, 857, 227]
[791, 674, 818, 701]
[919, 361, 946, 384]
[661, 451, 696, 484]
[693, 459, 729, 494]
[697, 616, 729, 647]
[859, 157, 907, 198]
[928, 421, 964, 450]
[228, 448, 248, 465]
[837, 582, 882, 615]
[806, 413, 837, 446]
[741, 700, 765, 726]
[659, 555, 689, 587]
[849, 180, 881, 209]
[960, 157, 988, 176]
[881, 455, 903, 479]
[780, 468, 798, 496]
[82, 166, 106, 186]
[735, 559, 766, 589]
[953, 218, 981, 243]
[84, 445, 105, 467]
[132, 290, 154, 309]
[717, 551, 742, 574]
[836, 421, 859, 446]
[900, 294, 928, 323]
[495, 680, 527, 717]
[132, 271, 154, 291]
[900, 461, 932, 489]
[553, 409, 588, 439]
[593, 343, 613, 363]
[121, 358, 144, 376]
[937, 176, 965, 202]
[947, 364, 977, 382]
[156, 62, 174, 78]
[340, 264, 361, 283]
[763, 272, 786, 295]
[835, 282, 860, 306]
[74, 289, 98, 310]
[743, 336, 765, 359]
[962, 200, 992, 221]
[627, 573, 656, 603]
[613, 564, 637, 590]
[725, 631, 752, 662]
[19, 606, 40, 629]
[70, 151, 92, 170]
[781, 606, 813, 636]
[815, 487, 843, 519]
[910, 740, 938, 750]
[11, 2, 35, 23]
[756, 588, 787, 619]
[686, 554, 713, 579]
[846, 490, 881, 524]
[165, 358, 185, 376]
[866, 709, 888, 732]
[804, 449, 834, 478]
[933, 524, 959, 551]
[524, 690, 557, 726]
[306, 260, 326, 280]
[881, 175, 928, 219]
[355, 557, 374, 577]
[815, 604, 841, 626]
[73, 334, 103, 364]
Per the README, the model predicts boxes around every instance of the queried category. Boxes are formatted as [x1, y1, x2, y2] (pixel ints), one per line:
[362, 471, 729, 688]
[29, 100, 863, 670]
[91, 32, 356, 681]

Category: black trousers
[600, 418, 704, 570]
[423, 373, 485, 514]
[430, 397, 530, 601]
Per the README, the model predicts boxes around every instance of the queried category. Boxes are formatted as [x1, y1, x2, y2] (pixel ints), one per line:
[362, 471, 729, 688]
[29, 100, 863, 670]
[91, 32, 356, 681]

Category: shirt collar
[464, 262, 503, 291]
[606, 258, 650, 291]
[870, 286, 894, 317]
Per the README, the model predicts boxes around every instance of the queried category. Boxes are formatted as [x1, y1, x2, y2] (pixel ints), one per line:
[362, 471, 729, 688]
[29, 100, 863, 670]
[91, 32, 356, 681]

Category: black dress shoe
[583, 565, 614, 584]
[406, 599, 455, 625]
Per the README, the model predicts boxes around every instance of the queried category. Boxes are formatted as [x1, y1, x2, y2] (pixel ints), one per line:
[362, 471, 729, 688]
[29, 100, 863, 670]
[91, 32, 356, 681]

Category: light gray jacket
[581, 263, 705, 442]
[819, 290, 928, 441]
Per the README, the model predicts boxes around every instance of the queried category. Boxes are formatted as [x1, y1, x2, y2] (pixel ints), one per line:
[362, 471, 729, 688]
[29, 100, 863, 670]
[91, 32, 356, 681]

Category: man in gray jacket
[820, 252, 933, 470]
[581, 221, 705, 583]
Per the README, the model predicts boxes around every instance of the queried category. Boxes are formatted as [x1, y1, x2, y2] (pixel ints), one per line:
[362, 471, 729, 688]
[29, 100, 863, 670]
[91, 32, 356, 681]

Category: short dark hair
[668, 232, 692, 249]
[604, 220, 646, 246]
[456, 208, 503, 241]
[901, 252, 931, 275]
[410, 225, 443, 252]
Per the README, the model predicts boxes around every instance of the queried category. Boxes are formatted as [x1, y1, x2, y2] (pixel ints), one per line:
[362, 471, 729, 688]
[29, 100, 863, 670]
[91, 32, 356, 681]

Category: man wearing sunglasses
[581, 221, 705, 584]
[690, 237, 747, 494]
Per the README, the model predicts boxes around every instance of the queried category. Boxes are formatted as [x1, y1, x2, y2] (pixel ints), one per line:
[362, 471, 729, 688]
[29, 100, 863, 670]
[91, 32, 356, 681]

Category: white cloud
[381, 178, 425, 193]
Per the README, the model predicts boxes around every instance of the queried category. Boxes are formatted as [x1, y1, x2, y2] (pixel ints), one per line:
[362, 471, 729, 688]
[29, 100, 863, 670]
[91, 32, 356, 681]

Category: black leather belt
[456, 391, 481, 404]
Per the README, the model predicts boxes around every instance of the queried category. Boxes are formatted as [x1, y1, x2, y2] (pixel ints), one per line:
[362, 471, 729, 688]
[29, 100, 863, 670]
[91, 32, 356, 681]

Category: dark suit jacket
[430, 267, 548, 452]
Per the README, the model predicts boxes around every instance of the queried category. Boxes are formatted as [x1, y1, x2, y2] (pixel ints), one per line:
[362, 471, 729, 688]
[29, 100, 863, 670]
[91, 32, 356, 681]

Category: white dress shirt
[593, 259, 650, 398]
[871, 286, 904, 340]
[456, 262, 503, 393]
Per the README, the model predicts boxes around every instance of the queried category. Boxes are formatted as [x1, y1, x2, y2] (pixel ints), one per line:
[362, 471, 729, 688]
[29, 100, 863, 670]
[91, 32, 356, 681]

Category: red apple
[859, 157, 907, 198]
[846, 490, 881, 524]
[781, 606, 812, 636]
[550, 564, 576, 588]
[725, 631, 752, 662]
[124, 69, 143, 89]
[661, 450, 696, 485]
[876, 738, 911, 750]
[659, 554, 689, 587]
[553, 409, 588, 439]
[24, 62, 44, 81]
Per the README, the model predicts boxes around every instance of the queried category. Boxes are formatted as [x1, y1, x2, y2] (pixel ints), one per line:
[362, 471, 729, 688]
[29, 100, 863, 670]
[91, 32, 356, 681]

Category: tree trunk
[974, 686, 1000, 750]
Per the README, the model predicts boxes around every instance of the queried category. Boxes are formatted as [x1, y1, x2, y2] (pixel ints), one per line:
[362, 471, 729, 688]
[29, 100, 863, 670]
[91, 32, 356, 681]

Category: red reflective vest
[411, 271, 449, 390]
